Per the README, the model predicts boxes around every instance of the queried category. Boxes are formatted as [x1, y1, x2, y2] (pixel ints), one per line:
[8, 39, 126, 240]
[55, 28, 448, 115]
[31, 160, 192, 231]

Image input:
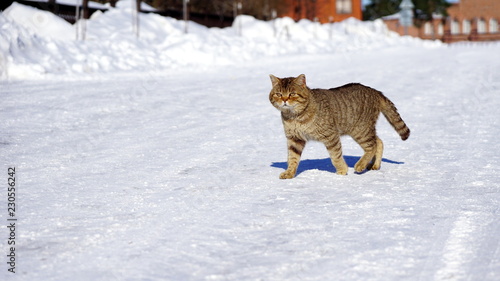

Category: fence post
[75, 0, 80, 39]
[48, 0, 56, 13]
[136, 0, 141, 38]
[183, 0, 189, 33]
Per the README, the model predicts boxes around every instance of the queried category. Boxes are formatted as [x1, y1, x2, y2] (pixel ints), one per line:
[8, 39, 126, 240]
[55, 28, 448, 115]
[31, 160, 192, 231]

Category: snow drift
[0, 2, 440, 80]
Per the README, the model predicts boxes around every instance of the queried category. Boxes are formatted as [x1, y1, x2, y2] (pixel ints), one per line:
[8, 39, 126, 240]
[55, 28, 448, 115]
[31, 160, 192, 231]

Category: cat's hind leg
[280, 137, 306, 179]
[324, 136, 348, 175]
[353, 132, 377, 173]
[370, 136, 384, 170]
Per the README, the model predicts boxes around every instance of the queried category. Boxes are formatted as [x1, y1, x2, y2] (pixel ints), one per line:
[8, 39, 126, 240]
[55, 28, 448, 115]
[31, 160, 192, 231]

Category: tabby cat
[269, 74, 410, 179]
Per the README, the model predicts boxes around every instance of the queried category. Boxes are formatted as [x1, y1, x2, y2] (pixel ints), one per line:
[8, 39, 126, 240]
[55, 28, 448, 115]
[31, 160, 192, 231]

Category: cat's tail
[380, 96, 410, 141]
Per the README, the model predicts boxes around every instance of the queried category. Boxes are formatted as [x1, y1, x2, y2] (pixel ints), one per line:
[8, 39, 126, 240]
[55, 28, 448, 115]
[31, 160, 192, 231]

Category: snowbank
[0, 2, 441, 80]
[2, 2, 74, 41]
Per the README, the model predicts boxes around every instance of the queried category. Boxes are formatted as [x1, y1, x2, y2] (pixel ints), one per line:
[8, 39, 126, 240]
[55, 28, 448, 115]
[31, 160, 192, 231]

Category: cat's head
[269, 74, 310, 115]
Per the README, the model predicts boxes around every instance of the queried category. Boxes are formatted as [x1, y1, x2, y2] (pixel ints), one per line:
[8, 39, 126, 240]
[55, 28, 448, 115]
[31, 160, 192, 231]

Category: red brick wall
[280, 0, 362, 23]
[384, 0, 500, 42]
[448, 0, 500, 19]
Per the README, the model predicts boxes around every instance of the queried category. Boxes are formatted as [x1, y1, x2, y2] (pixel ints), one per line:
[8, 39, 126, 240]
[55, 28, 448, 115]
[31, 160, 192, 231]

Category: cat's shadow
[271, 156, 404, 176]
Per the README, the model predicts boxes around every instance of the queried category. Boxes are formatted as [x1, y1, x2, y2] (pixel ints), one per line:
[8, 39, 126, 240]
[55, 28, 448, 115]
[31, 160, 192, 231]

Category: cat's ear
[295, 74, 307, 88]
[269, 74, 280, 88]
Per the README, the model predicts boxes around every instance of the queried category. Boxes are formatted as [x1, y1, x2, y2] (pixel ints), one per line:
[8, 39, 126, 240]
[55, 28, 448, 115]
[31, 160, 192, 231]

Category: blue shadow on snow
[271, 156, 404, 176]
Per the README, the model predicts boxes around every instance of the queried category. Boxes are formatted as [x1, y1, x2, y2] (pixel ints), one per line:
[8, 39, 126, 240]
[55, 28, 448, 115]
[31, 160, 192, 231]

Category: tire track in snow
[432, 209, 499, 281]
[433, 211, 480, 280]
[421, 62, 500, 280]
[468, 208, 500, 281]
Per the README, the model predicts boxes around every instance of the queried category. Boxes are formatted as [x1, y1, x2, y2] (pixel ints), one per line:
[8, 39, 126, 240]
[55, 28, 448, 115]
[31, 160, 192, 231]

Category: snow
[1, 2, 500, 281]
[18, 0, 109, 10]
[1, 2, 75, 41]
[0, 2, 440, 81]
[382, 12, 444, 20]
[115, 0, 157, 12]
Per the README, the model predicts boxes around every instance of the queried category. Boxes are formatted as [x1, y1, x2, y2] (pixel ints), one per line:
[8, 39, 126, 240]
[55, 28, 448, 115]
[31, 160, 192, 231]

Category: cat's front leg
[280, 137, 306, 179]
[324, 136, 348, 175]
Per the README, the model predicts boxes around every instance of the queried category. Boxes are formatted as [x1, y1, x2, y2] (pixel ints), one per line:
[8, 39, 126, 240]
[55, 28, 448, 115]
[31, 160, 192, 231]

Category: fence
[1, 0, 234, 28]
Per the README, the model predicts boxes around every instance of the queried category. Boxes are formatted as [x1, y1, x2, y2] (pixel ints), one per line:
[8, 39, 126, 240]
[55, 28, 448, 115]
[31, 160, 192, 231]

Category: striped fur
[269, 74, 410, 179]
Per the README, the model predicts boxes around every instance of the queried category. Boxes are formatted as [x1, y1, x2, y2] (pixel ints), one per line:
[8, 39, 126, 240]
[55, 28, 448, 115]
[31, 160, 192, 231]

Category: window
[336, 0, 352, 14]
[490, 18, 498, 33]
[438, 23, 444, 35]
[462, 20, 471, 34]
[424, 22, 432, 35]
[451, 20, 460, 35]
[477, 18, 486, 34]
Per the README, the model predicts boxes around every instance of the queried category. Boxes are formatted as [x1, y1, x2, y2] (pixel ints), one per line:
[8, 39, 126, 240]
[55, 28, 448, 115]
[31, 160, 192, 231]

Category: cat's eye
[275, 92, 282, 97]
[290, 92, 296, 96]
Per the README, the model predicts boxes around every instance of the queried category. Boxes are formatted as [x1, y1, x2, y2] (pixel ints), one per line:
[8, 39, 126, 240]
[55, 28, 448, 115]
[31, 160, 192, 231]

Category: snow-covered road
[2, 43, 500, 280]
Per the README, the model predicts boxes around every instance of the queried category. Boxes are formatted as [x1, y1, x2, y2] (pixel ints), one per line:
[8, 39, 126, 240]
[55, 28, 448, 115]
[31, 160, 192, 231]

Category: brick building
[383, 0, 500, 42]
[279, 0, 362, 23]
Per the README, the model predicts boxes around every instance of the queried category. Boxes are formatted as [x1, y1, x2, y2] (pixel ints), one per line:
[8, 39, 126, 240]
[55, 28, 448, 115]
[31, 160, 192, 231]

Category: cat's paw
[334, 164, 348, 175]
[354, 162, 367, 173]
[370, 163, 381, 170]
[279, 170, 295, 179]
[336, 169, 348, 175]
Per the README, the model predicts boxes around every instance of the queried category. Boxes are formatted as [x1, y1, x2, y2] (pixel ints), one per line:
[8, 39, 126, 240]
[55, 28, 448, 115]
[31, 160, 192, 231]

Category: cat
[269, 74, 410, 179]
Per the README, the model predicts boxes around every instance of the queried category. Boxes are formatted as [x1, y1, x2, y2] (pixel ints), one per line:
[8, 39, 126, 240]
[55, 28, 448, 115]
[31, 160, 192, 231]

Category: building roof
[382, 12, 444, 21]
